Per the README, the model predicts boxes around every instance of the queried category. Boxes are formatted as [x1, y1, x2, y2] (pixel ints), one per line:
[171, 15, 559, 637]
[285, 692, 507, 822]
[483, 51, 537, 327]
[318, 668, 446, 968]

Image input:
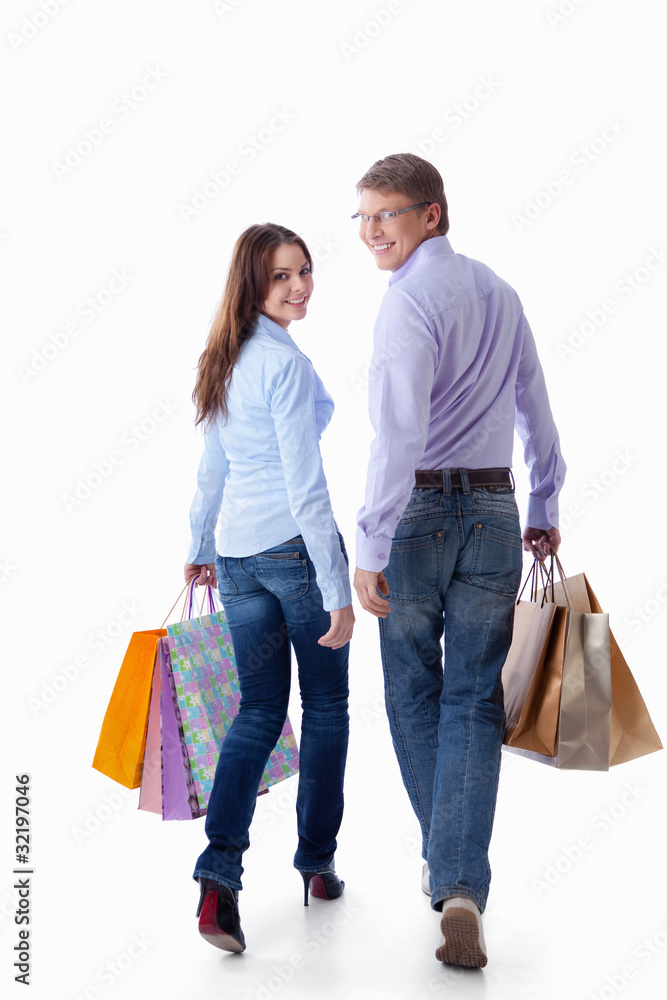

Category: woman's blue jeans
[193, 535, 350, 892]
[378, 480, 523, 913]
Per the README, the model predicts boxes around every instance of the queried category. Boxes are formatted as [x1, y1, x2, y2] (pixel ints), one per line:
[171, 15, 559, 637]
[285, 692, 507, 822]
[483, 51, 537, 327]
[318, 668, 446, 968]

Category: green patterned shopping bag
[161, 583, 299, 817]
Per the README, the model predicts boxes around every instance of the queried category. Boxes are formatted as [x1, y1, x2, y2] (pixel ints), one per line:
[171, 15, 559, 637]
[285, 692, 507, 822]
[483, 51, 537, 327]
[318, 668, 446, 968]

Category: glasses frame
[350, 202, 430, 225]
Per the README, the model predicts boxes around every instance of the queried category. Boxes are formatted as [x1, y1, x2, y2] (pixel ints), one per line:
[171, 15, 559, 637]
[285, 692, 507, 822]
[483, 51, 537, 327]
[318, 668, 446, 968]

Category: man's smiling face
[356, 189, 440, 271]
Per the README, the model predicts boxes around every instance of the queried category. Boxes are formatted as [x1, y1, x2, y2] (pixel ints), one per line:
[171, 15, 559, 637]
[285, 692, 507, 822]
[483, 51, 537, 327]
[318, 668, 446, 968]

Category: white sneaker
[421, 863, 431, 896]
[435, 896, 487, 968]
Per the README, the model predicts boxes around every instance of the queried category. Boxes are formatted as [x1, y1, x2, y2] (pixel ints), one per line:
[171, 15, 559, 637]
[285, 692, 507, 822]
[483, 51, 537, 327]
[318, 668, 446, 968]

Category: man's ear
[425, 203, 441, 231]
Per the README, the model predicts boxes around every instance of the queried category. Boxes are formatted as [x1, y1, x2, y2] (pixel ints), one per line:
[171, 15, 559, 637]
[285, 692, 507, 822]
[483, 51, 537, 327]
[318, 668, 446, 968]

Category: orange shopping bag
[92, 628, 167, 788]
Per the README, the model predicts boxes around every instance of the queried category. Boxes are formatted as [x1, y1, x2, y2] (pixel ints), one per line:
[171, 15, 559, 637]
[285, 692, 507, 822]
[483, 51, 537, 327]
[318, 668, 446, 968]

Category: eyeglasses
[350, 202, 430, 225]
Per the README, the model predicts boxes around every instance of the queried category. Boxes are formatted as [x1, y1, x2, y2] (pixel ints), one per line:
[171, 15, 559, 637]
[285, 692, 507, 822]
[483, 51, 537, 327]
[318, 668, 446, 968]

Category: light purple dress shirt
[356, 235, 566, 573]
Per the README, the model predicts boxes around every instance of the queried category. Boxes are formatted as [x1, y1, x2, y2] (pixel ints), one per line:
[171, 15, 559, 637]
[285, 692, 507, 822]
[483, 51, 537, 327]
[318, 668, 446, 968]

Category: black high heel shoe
[298, 867, 345, 906]
[196, 877, 246, 952]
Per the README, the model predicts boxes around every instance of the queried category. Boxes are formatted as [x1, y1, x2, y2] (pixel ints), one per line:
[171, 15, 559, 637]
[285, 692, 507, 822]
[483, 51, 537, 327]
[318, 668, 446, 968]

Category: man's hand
[318, 604, 355, 649]
[184, 562, 217, 587]
[354, 567, 391, 618]
[522, 527, 561, 561]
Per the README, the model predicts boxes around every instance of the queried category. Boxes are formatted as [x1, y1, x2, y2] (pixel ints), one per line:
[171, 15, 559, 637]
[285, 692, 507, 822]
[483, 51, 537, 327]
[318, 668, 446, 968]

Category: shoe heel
[299, 870, 312, 907]
[198, 889, 218, 936]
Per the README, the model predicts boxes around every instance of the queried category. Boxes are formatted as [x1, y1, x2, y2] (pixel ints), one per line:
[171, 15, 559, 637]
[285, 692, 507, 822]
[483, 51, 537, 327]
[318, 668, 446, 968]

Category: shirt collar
[388, 235, 455, 286]
[255, 311, 300, 349]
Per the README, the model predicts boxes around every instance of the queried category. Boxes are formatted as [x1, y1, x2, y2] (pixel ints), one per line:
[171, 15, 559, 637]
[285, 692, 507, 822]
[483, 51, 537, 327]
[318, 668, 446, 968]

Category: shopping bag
[554, 601, 611, 769]
[138, 640, 197, 819]
[138, 652, 162, 814]
[503, 555, 613, 770]
[539, 561, 662, 766]
[140, 582, 300, 819]
[92, 627, 167, 788]
[502, 561, 560, 754]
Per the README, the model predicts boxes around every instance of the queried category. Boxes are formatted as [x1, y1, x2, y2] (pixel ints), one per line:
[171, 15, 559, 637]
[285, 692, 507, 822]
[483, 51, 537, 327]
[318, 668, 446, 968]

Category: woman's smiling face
[262, 243, 314, 329]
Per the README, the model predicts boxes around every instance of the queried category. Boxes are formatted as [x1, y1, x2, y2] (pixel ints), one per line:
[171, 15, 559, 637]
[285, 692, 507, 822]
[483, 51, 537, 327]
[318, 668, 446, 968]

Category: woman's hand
[184, 562, 217, 587]
[318, 604, 355, 649]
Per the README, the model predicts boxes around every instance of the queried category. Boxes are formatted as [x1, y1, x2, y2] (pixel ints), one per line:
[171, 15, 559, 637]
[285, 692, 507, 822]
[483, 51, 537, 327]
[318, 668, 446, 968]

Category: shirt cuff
[355, 528, 393, 573]
[526, 495, 559, 531]
[318, 575, 352, 612]
[186, 540, 218, 565]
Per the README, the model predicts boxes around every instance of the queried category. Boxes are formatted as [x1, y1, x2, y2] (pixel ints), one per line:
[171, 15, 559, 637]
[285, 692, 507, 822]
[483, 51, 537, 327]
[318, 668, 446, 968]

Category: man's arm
[515, 313, 566, 557]
[355, 287, 437, 615]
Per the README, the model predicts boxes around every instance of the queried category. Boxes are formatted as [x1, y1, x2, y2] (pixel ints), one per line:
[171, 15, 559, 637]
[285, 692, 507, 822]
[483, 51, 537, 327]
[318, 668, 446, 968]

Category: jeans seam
[379, 621, 430, 841]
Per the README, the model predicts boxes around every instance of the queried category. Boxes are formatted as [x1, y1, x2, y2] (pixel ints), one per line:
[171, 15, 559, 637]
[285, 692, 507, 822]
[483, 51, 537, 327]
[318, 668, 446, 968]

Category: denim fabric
[193, 535, 349, 892]
[378, 481, 522, 913]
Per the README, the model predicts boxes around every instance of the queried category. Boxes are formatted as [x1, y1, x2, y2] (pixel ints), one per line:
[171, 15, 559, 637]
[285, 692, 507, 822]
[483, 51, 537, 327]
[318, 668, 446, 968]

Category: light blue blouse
[187, 313, 351, 611]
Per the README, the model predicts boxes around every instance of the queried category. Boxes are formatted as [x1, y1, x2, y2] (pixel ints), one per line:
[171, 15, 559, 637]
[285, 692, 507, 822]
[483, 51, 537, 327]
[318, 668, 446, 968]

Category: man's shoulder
[390, 250, 520, 316]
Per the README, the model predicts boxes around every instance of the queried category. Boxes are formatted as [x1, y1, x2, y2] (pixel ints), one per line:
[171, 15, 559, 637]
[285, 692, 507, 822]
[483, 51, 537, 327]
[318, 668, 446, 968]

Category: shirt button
[556, 476, 561, 482]
[379, 553, 386, 560]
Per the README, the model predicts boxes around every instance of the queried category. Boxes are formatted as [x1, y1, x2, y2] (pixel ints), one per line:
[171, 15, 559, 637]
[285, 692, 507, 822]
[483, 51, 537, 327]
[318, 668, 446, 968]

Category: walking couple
[184, 152, 565, 967]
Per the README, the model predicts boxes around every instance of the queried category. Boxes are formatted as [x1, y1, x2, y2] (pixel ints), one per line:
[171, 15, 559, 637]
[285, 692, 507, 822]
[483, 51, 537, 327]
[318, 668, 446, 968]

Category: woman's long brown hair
[193, 223, 313, 427]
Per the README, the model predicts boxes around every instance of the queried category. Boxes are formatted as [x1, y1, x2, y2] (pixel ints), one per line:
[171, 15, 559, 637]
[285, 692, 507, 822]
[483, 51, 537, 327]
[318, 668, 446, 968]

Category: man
[352, 154, 565, 969]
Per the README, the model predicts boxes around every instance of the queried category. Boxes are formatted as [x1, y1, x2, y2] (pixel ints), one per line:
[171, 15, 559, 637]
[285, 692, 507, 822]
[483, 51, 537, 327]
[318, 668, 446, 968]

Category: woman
[184, 223, 354, 953]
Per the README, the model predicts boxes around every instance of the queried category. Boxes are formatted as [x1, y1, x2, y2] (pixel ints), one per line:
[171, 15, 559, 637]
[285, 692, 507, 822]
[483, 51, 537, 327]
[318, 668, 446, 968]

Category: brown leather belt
[414, 467, 514, 490]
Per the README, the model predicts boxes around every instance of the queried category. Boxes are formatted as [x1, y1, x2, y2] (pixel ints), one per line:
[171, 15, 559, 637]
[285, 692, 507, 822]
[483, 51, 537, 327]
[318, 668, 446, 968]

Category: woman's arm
[269, 353, 352, 615]
[184, 421, 229, 584]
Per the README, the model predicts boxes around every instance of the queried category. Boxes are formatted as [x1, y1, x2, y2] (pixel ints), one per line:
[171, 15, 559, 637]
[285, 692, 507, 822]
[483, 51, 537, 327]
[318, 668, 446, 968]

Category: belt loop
[459, 468, 471, 494]
[442, 468, 452, 495]
[508, 467, 515, 491]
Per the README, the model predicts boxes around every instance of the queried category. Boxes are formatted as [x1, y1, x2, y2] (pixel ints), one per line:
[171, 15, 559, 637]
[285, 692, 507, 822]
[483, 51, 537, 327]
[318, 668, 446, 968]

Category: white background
[2, 1, 666, 998]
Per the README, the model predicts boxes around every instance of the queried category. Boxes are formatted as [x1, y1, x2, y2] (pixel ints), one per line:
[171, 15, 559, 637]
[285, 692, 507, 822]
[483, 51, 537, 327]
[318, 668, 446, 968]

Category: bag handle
[186, 578, 215, 618]
[160, 580, 221, 628]
[516, 559, 543, 604]
[160, 582, 190, 628]
[538, 550, 574, 611]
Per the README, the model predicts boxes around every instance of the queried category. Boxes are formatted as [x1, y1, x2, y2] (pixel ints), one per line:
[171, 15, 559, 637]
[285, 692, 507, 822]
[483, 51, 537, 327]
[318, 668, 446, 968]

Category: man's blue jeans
[193, 536, 350, 892]
[378, 478, 523, 913]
